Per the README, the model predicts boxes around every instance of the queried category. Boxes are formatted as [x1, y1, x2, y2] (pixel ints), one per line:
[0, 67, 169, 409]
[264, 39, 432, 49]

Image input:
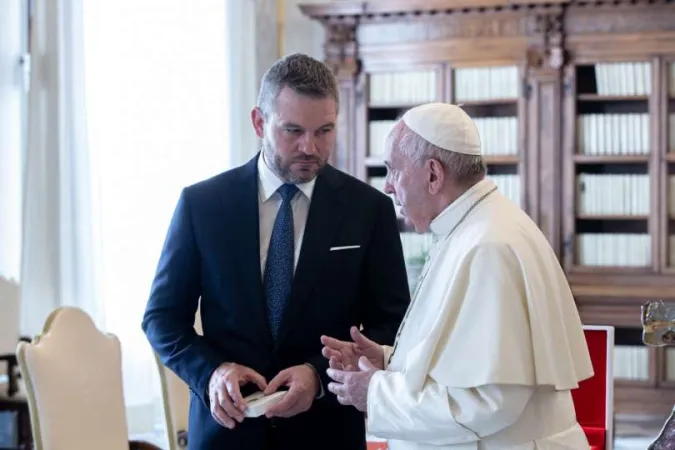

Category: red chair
[571, 325, 615, 450]
[366, 442, 388, 450]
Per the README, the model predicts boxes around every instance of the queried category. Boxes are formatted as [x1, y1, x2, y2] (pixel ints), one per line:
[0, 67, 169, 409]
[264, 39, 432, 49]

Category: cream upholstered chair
[16, 306, 160, 450]
[0, 277, 30, 448]
[0, 276, 23, 399]
[155, 355, 189, 450]
[155, 306, 203, 450]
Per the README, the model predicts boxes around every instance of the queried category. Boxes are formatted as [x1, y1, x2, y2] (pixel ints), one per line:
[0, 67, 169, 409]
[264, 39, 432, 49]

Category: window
[0, 0, 30, 282]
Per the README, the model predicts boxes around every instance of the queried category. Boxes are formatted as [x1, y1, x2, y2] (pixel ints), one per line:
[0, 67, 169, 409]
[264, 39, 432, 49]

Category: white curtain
[20, 0, 99, 336]
[0, 0, 26, 284]
[20, 0, 238, 439]
[228, 0, 261, 166]
[82, 0, 231, 437]
[18, 0, 274, 440]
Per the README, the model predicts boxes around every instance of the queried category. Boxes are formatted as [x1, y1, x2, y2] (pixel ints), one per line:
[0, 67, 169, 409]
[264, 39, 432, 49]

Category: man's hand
[263, 364, 319, 418]
[326, 356, 378, 412]
[321, 326, 384, 371]
[208, 362, 267, 429]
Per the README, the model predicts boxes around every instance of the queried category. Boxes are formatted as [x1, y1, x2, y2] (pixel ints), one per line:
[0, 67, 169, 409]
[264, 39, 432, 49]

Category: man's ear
[251, 107, 265, 138]
[427, 158, 445, 195]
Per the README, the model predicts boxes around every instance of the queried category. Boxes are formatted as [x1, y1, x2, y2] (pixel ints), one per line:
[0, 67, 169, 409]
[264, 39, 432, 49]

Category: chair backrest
[571, 325, 615, 450]
[155, 305, 203, 450]
[16, 307, 130, 450]
[0, 277, 20, 355]
[155, 354, 189, 450]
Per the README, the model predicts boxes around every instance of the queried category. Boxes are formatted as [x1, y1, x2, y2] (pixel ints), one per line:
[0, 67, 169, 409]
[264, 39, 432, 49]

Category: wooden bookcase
[299, 0, 675, 435]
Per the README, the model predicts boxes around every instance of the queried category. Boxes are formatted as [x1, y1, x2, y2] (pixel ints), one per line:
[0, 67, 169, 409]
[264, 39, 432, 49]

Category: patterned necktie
[264, 183, 299, 340]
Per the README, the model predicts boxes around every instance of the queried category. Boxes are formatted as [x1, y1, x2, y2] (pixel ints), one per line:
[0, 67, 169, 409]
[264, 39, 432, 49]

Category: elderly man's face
[251, 86, 336, 183]
[383, 147, 435, 233]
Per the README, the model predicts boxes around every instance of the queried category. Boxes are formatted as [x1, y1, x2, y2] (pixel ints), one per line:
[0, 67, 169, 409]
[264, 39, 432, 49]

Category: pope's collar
[428, 179, 497, 237]
[257, 153, 316, 203]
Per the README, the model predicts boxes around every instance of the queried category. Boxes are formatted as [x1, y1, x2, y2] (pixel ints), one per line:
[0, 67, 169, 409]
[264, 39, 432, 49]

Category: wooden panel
[300, 0, 675, 434]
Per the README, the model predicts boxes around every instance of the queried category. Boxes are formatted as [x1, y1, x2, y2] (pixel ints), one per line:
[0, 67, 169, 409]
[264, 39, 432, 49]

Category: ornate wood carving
[321, 17, 360, 175]
[323, 18, 359, 79]
[565, 3, 675, 36]
[527, 8, 566, 71]
[357, 13, 532, 46]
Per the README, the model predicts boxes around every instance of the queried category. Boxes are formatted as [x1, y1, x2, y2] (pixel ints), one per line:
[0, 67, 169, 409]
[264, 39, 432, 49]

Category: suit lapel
[223, 154, 273, 346]
[276, 166, 346, 347]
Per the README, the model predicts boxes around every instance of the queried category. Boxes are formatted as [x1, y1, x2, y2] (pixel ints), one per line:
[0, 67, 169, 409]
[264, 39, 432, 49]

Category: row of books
[453, 66, 519, 102]
[368, 117, 519, 157]
[365, 62, 674, 107]
[590, 62, 651, 97]
[614, 346, 650, 380]
[665, 348, 675, 381]
[577, 174, 649, 216]
[473, 117, 519, 156]
[367, 65, 521, 106]
[369, 70, 437, 106]
[576, 114, 651, 155]
[489, 174, 521, 207]
[368, 112, 669, 158]
[576, 233, 650, 267]
[368, 120, 396, 157]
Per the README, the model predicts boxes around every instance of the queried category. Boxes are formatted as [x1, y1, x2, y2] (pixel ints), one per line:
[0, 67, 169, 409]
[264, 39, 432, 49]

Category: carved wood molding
[527, 6, 566, 74]
[323, 17, 360, 78]
[357, 12, 532, 46]
[566, 0, 675, 36]
[300, 1, 571, 72]
[299, 0, 569, 21]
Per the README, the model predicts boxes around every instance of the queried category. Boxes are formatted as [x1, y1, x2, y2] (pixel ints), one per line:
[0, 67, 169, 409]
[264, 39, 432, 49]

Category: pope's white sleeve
[367, 371, 534, 445]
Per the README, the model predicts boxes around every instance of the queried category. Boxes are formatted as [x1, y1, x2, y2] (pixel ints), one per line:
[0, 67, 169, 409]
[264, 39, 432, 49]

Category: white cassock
[367, 179, 594, 450]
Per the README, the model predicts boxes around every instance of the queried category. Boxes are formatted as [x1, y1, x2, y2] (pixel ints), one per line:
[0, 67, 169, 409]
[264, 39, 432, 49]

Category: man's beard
[262, 140, 326, 184]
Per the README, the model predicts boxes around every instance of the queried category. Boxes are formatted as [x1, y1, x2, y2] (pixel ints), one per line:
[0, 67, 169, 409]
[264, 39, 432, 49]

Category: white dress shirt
[257, 153, 316, 278]
[257, 153, 325, 397]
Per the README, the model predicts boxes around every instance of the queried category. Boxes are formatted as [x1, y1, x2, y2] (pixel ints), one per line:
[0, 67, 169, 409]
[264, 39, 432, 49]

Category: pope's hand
[263, 364, 319, 418]
[321, 326, 384, 371]
[208, 362, 267, 429]
[326, 356, 378, 412]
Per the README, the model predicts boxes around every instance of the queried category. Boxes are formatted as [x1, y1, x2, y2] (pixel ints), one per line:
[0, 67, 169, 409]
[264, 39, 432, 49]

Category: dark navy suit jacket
[142, 155, 410, 449]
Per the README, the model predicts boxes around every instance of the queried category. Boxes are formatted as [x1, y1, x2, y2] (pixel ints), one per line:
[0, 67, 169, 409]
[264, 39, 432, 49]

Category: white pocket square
[329, 245, 361, 251]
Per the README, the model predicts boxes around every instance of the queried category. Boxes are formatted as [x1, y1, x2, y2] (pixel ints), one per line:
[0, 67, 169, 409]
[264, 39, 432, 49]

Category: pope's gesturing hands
[320, 326, 384, 371]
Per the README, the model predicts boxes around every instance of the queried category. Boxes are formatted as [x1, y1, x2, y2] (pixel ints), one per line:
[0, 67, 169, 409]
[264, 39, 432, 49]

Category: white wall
[0, 0, 27, 281]
[282, 0, 325, 59]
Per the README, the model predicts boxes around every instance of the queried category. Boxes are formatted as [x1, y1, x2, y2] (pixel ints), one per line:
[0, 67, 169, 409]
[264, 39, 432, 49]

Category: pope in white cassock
[322, 103, 595, 449]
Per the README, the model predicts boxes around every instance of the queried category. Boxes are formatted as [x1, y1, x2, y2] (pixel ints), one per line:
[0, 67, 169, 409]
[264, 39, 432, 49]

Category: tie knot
[278, 183, 299, 202]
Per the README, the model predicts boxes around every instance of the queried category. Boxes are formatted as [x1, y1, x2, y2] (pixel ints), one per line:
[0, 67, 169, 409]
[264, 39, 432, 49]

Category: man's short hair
[257, 53, 339, 118]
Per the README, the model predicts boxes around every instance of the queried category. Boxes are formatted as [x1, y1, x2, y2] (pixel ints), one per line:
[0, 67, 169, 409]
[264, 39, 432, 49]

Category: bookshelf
[563, 60, 654, 273]
[300, 0, 675, 434]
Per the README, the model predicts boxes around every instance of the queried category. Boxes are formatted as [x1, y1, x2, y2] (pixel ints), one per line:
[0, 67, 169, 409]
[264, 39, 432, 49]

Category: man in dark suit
[141, 53, 411, 449]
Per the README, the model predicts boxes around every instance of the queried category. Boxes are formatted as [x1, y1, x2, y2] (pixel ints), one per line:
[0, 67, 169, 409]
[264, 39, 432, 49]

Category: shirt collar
[429, 178, 497, 237]
[257, 152, 316, 202]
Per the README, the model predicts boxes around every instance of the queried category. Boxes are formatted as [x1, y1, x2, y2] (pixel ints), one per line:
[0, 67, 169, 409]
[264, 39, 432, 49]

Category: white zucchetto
[401, 103, 482, 156]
